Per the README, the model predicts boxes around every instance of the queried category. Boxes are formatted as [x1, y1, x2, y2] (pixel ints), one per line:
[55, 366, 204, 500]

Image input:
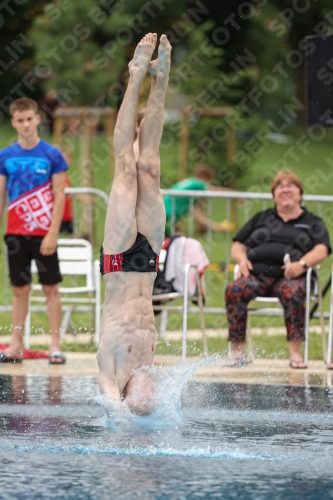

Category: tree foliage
[29, 0, 188, 106]
[170, 21, 248, 181]
[29, 0, 129, 105]
[0, 0, 48, 111]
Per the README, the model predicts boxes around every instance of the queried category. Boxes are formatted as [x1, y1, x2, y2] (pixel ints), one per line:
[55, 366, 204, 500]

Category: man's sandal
[0, 351, 22, 363]
[48, 351, 66, 365]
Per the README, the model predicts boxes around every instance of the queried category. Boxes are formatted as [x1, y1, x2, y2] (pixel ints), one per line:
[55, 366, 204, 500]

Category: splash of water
[92, 354, 220, 431]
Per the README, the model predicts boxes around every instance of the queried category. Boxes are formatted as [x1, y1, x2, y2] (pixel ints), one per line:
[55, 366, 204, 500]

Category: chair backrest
[31, 238, 94, 290]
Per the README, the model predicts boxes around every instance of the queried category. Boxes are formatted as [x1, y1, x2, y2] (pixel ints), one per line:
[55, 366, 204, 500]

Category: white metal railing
[162, 189, 333, 201]
[65, 186, 109, 204]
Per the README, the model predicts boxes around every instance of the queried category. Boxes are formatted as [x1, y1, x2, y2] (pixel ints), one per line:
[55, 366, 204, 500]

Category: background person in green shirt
[164, 163, 234, 236]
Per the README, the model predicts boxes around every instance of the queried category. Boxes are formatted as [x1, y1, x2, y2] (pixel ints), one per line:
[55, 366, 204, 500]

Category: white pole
[327, 271, 333, 365]
[304, 268, 312, 366]
[182, 264, 191, 362]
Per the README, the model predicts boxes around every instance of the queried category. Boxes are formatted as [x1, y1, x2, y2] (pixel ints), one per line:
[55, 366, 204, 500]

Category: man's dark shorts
[4, 234, 62, 287]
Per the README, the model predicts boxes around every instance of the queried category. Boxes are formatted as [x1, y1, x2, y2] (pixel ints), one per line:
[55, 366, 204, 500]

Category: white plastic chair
[152, 263, 207, 362]
[232, 265, 326, 364]
[24, 239, 101, 348]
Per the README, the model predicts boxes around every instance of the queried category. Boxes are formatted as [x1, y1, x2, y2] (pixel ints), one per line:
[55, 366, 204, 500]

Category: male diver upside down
[97, 33, 172, 414]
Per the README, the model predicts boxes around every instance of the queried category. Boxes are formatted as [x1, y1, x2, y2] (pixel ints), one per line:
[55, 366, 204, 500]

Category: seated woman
[225, 170, 331, 369]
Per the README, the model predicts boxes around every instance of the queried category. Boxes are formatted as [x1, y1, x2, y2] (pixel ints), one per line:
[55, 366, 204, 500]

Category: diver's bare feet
[148, 34, 172, 84]
[128, 33, 157, 82]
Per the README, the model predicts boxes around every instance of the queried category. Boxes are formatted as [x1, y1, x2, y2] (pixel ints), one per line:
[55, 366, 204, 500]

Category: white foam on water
[0, 443, 281, 461]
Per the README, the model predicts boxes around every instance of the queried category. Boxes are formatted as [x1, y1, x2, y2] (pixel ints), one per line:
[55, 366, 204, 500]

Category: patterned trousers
[225, 274, 307, 342]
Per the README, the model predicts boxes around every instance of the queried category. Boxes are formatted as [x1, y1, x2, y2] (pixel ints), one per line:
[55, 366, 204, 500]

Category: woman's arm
[231, 241, 253, 278]
[284, 244, 329, 279]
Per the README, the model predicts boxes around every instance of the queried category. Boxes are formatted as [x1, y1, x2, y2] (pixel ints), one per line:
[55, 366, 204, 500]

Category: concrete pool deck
[0, 353, 332, 387]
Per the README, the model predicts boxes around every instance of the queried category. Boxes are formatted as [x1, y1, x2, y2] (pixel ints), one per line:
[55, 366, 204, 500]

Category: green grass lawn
[156, 333, 326, 360]
[25, 332, 326, 360]
[0, 121, 332, 354]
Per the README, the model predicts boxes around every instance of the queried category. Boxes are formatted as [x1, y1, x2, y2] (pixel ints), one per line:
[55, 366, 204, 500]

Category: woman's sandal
[224, 357, 252, 368]
[289, 359, 307, 369]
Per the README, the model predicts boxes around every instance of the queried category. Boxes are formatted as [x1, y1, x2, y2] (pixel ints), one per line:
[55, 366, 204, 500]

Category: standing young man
[0, 98, 68, 364]
[98, 33, 171, 414]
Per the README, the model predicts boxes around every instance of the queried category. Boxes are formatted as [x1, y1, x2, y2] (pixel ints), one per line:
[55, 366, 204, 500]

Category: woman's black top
[233, 207, 331, 278]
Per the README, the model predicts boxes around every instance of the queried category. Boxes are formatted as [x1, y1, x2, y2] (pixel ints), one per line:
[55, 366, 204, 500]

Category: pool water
[0, 370, 333, 500]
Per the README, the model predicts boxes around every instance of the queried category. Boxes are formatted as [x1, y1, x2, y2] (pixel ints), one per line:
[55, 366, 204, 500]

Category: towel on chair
[165, 236, 186, 294]
[164, 237, 209, 297]
[184, 238, 210, 296]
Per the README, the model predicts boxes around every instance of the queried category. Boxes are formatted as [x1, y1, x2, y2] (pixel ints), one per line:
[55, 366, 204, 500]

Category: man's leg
[30, 236, 63, 363]
[135, 34, 172, 254]
[103, 33, 157, 255]
[1, 235, 32, 360]
[2, 285, 30, 360]
[42, 284, 62, 362]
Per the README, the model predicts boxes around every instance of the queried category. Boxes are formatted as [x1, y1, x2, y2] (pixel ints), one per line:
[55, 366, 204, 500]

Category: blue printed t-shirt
[164, 177, 209, 221]
[0, 140, 68, 236]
